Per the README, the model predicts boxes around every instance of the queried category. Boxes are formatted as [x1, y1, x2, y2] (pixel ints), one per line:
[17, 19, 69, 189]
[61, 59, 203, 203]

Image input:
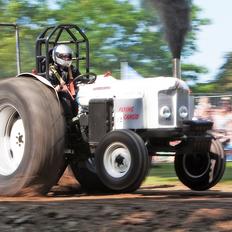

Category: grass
[143, 161, 232, 186]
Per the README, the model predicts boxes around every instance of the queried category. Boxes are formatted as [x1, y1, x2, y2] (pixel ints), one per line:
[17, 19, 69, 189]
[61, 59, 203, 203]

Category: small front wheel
[70, 157, 109, 192]
[175, 138, 225, 191]
[95, 130, 149, 192]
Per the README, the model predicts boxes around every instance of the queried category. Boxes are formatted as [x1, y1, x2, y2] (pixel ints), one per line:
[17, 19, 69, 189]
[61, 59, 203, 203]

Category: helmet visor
[56, 53, 72, 61]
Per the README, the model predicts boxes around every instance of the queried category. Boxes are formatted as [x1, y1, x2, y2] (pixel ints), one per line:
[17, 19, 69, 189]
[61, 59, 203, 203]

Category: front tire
[0, 77, 65, 196]
[174, 137, 225, 191]
[70, 158, 109, 192]
[95, 130, 149, 192]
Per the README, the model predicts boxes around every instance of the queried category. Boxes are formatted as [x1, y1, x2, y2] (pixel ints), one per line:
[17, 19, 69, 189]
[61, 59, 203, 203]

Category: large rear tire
[174, 138, 225, 191]
[95, 130, 149, 192]
[0, 77, 65, 196]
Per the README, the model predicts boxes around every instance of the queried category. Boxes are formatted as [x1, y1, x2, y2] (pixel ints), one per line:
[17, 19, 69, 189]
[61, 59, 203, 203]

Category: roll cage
[35, 24, 90, 79]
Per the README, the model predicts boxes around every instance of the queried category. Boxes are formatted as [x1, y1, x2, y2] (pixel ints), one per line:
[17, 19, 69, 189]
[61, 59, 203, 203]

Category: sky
[188, 0, 232, 83]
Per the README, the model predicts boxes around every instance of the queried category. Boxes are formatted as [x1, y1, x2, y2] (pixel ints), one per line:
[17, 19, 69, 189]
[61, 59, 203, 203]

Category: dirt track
[1, 175, 232, 232]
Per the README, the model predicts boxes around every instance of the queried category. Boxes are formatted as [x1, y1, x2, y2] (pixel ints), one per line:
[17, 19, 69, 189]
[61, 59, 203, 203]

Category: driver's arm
[49, 68, 66, 92]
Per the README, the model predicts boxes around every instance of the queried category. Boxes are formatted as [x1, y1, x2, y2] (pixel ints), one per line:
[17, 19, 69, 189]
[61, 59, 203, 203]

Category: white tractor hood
[77, 75, 190, 106]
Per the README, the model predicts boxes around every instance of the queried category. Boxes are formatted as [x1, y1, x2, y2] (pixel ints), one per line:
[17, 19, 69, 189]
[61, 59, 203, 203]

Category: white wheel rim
[0, 104, 25, 176]
[103, 142, 131, 178]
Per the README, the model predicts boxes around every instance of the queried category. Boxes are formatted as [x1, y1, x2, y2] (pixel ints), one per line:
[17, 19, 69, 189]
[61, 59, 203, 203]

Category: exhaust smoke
[151, 0, 191, 78]
[152, 0, 191, 59]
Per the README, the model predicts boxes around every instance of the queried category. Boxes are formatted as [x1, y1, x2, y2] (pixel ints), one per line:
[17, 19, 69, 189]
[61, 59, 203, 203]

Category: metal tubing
[15, 25, 21, 74]
[0, 23, 21, 74]
[173, 58, 181, 79]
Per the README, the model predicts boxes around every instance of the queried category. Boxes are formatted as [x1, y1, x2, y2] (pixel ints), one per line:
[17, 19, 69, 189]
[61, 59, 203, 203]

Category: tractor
[0, 24, 225, 196]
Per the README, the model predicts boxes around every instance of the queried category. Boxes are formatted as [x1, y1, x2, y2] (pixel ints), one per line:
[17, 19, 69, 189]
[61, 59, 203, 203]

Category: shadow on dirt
[48, 180, 232, 202]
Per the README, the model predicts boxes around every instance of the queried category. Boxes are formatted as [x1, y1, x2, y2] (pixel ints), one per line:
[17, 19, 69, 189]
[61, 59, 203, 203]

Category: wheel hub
[115, 154, 125, 166]
[0, 105, 25, 176]
[17, 134, 24, 145]
[104, 142, 131, 178]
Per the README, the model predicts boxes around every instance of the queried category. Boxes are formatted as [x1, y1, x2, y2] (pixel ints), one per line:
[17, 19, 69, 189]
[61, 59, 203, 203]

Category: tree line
[0, 0, 230, 93]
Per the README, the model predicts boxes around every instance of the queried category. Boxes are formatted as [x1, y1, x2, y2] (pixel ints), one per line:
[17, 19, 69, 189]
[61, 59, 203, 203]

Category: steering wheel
[73, 72, 97, 85]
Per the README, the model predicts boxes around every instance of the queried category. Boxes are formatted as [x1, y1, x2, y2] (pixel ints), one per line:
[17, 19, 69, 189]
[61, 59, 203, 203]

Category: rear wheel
[0, 77, 65, 196]
[95, 130, 149, 192]
[174, 138, 225, 191]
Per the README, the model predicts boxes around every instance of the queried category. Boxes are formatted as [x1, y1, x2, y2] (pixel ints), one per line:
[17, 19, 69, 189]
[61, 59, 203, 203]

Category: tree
[190, 52, 232, 93]
[214, 52, 232, 92]
[52, 0, 170, 77]
[0, 0, 210, 80]
[0, 0, 53, 77]
[140, 0, 210, 80]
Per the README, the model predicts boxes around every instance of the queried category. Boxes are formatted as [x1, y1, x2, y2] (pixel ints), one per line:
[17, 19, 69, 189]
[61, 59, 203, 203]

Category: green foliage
[214, 52, 232, 92]
[0, 0, 209, 80]
[193, 52, 232, 93]
[191, 82, 217, 93]
[53, 0, 172, 77]
[0, 0, 51, 76]
[181, 63, 208, 80]
[140, 0, 211, 80]
[0, 27, 17, 77]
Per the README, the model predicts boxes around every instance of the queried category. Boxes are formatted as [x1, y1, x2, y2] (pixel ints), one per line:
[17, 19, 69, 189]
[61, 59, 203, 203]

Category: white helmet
[52, 44, 73, 67]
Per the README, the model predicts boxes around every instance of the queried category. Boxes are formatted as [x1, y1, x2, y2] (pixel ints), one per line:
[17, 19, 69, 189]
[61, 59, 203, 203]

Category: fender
[17, 72, 60, 101]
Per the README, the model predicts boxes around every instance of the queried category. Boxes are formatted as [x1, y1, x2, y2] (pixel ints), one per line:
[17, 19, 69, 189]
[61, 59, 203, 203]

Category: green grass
[220, 161, 232, 183]
[143, 161, 232, 186]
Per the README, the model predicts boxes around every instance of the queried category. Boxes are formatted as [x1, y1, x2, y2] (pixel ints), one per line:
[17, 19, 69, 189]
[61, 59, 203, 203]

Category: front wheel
[174, 138, 225, 191]
[70, 157, 109, 192]
[95, 130, 150, 192]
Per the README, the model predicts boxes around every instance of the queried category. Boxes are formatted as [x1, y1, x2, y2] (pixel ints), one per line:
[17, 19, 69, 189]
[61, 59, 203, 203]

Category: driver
[49, 44, 80, 120]
[49, 44, 80, 95]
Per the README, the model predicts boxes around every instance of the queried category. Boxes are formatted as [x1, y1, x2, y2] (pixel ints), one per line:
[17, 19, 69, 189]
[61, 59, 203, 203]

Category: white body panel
[78, 75, 191, 129]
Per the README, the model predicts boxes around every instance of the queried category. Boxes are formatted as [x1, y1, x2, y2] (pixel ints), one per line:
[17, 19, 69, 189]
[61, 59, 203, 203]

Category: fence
[194, 94, 232, 160]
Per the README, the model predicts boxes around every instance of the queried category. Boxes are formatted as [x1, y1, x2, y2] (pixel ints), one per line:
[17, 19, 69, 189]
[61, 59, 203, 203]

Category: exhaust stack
[173, 58, 181, 79]
[151, 0, 190, 80]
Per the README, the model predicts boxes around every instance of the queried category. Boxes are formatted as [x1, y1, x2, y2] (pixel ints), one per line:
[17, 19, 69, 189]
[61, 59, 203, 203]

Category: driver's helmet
[52, 44, 73, 67]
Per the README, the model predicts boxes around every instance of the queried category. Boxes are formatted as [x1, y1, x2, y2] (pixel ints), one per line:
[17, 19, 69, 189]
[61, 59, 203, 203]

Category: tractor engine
[77, 75, 193, 144]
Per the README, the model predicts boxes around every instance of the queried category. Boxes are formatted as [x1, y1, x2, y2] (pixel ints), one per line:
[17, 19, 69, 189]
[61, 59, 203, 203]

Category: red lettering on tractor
[123, 114, 139, 120]
[119, 106, 134, 112]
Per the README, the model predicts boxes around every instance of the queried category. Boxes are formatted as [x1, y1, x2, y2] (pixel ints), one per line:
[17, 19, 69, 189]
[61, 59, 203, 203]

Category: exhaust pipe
[173, 58, 181, 79]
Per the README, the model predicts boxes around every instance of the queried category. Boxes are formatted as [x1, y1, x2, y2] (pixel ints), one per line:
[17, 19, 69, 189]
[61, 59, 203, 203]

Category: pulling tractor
[0, 24, 225, 195]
